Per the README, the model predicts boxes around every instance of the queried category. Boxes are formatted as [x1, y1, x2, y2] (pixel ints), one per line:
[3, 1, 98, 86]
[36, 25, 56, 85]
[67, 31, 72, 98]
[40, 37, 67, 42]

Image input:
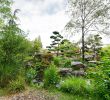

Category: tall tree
[66, 0, 110, 62]
[0, 8, 31, 87]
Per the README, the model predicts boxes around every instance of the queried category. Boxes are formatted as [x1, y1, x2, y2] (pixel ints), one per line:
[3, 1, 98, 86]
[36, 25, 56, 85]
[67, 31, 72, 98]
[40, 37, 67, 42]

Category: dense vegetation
[0, 0, 110, 100]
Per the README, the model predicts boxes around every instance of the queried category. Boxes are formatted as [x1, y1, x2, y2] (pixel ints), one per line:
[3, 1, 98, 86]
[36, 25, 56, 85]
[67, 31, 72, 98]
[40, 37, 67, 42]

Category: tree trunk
[82, 25, 85, 62]
[81, 0, 85, 62]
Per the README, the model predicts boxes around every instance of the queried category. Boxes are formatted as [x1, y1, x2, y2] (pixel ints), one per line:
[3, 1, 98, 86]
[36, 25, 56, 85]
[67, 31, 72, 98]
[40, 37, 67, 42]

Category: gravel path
[0, 90, 59, 100]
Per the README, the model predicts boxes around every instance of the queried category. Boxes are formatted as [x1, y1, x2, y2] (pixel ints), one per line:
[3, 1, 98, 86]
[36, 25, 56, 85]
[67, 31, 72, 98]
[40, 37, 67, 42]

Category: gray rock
[58, 68, 73, 76]
[72, 70, 86, 76]
[71, 61, 86, 70]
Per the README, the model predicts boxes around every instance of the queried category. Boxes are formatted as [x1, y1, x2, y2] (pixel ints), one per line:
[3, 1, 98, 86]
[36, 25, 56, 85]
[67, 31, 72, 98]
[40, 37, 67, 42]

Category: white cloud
[12, 0, 69, 48]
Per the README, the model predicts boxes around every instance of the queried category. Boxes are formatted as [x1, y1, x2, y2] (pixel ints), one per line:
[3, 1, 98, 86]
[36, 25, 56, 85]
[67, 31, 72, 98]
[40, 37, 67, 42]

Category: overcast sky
[12, 0, 110, 48]
[12, 0, 69, 48]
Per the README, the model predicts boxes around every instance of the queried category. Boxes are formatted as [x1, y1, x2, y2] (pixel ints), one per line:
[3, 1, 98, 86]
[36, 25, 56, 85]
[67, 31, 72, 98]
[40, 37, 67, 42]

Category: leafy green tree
[60, 39, 80, 57]
[66, 0, 110, 61]
[0, 0, 12, 24]
[0, 9, 31, 87]
[33, 36, 42, 53]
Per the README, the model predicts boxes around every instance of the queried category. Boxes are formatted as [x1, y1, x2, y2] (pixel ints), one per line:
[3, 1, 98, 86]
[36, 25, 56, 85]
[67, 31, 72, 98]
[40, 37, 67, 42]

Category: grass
[46, 87, 99, 100]
[0, 88, 9, 96]
[0, 86, 99, 100]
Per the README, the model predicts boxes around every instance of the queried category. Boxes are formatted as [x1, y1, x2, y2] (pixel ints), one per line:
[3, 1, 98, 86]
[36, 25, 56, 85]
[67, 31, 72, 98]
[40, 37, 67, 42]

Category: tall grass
[60, 77, 93, 96]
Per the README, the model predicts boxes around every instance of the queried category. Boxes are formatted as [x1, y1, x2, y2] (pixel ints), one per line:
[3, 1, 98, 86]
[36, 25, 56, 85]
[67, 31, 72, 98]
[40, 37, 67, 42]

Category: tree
[0, 0, 12, 27]
[46, 31, 63, 56]
[0, 8, 31, 87]
[33, 36, 42, 53]
[60, 39, 79, 57]
[66, 0, 110, 62]
[85, 34, 102, 60]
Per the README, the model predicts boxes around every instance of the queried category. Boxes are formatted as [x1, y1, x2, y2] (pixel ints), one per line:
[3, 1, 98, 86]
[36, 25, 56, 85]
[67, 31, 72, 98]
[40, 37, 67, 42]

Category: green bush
[63, 59, 71, 68]
[53, 56, 61, 67]
[60, 77, 93, 96]
[8, 76, 25, 93]
[44, 63, 60, 88]
[0, 65, 19, 87]
[86, 59, 110, 100]
[94, 79, 110, 100]
[25, 68, 36, 84]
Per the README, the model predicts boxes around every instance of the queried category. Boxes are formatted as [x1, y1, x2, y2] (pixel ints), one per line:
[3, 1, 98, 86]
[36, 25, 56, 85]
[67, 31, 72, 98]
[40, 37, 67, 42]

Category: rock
[88, 60, 98, 64]
[58, 68, 73, 76]
[72, 71, 86, 76]
[71, 62, 86, 70]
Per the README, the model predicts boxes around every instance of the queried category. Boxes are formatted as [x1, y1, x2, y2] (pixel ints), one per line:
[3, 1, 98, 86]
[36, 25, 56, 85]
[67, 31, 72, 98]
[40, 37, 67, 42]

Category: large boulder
[71, 62, 86, 70]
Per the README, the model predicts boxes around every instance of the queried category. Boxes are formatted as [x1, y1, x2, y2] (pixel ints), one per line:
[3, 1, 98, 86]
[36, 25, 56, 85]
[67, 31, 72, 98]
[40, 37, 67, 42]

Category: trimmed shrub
[60, 77, 93, 96]
[44, 63, 60, 88]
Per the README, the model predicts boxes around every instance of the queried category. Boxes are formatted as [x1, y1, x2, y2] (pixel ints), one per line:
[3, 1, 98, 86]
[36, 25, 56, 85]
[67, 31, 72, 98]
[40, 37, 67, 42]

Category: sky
[12, 0, 110, 48]
[12, 0, 69, 48]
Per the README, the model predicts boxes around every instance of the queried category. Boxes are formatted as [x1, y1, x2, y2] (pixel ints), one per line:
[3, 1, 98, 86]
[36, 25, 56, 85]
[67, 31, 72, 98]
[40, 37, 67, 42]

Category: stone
[71, 61, 86, 70]
[58, 68, 73, 76]
[71, 70, 86, 76]
[88, 60, 98, 64]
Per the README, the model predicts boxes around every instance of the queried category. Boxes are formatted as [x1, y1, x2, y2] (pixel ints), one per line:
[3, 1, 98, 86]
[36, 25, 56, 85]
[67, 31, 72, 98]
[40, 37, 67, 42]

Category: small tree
[60, 39, 79, 57]
[47, 31, 63, 56]
[33, 36, 42, 53]
[85, 34, 102, 60]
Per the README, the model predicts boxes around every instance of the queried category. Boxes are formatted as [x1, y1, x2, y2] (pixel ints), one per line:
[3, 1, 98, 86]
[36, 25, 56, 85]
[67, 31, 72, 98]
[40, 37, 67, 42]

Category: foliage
[33, 36, 42, 53]
[44, 63, 60, 88]
[0, 0, 12, 26]
[0, 8, 32, 87]
[46, 31, 63, 56]
[25, 68, 36, 84]
[53, 56, 61, 67]
[63, 59, 72, 68]
[8, 76, 25, 93]
[60, 77, 93, 96]
[53, 56, 72, 68]
[86, 59, 110, 100]
[60, 39, 80, 57]
[85, 34, 102, 52]
[101, 45, 110, 60]
[84, 34, 102, 60]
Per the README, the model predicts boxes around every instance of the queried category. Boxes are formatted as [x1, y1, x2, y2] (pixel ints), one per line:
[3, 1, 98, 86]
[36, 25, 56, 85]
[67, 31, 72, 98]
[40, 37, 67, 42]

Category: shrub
[44, 63, 60, 88]
[8, 76, 25, 93]
[86, 59, 110, 100]
[53, 56, 61, 67]
[0, 65, 19, 88]
[94, 79, 110, 100]
[60, 77, 93, 96]
[63, 59, 71, 68]
[25, 68, 36, 84]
